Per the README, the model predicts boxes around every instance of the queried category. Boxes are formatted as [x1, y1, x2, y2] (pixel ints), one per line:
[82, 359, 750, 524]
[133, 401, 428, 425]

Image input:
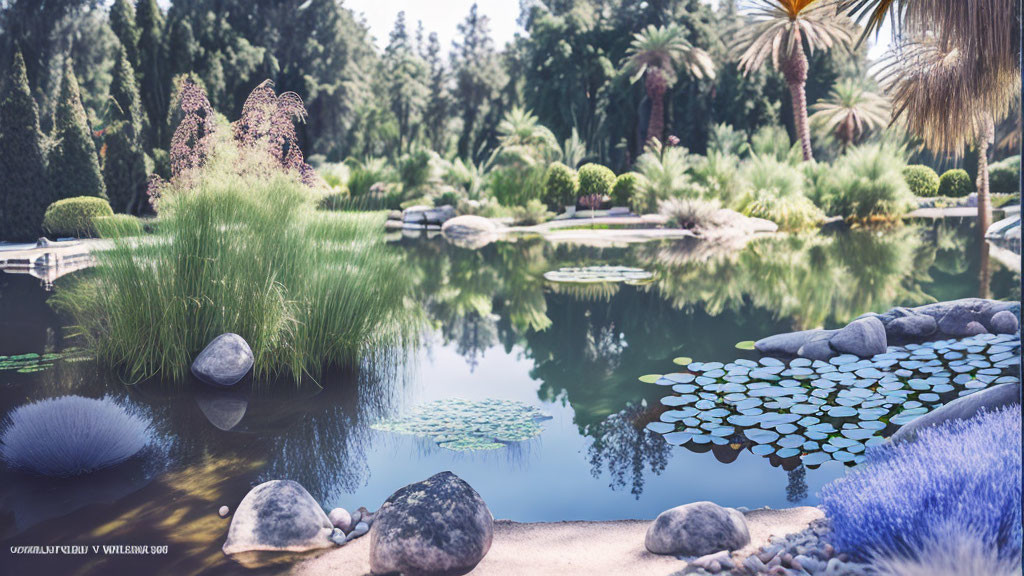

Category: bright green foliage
[659, 197, 724, 230]
[104, 46, 148, 213]
[93, 214, 143, 236]
[988, 156, 1020, 193]
[51, 150, 420, 384]
[633, 139, 697, 213]
[512, 198, 555, 225]
[489, 108, 557, 207]
[825, 144, 916, 220]
[690, 151, 742, 205]
[0, 50, 54, 241]
[938, 169, 973, 198]
[902, 164, 941, 197]
[49, 59, 106, 201]
[345, 157, 397, 197]
[42, 196, 114, 238]
[611, 173, 641, 208]
[735, 155, 823, 230]
[543, 162, 578, 209]
[577, 163, 616, 199]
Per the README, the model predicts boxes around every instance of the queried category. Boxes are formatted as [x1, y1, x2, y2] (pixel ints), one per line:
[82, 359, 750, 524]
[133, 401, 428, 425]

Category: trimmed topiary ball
[819, 407, 1021, 565]
[42, 196, 115, 238]
[577, 163, 616, 199]
[0, 395, 151, 477]
[543, 162, 578, 210]
[611, 173, 641, 208]
[938, 168, 973, 197]
[902, 164, 940, 197]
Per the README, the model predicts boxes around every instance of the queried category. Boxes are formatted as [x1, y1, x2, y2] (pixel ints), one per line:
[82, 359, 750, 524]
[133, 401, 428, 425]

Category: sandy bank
[287, 506, 823, 576]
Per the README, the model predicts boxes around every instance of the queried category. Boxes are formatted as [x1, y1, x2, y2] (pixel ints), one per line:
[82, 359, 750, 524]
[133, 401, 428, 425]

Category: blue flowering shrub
[0, 395, 151, 476]
[819, 407, 1021, 568]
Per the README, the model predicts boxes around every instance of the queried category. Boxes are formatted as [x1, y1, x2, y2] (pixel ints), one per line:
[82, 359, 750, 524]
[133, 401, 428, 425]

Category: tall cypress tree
[104, 45, 148, 214]
[49, 58, 106, 201]
[109, 0, 140, 69]
[0, 49, 54, 241]
[136, 0, 167, 149]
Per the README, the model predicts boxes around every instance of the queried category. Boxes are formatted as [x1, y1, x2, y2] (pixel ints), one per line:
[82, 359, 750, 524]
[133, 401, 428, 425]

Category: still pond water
[0, 220, 1017, 575]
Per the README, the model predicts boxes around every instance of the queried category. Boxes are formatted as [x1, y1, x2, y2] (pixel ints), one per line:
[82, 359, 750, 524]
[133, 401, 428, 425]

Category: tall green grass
[53, 152, 421, 385]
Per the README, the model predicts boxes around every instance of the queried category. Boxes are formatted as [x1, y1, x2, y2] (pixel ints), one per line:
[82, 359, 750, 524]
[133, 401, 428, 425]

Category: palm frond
[733, 0, 854, 74]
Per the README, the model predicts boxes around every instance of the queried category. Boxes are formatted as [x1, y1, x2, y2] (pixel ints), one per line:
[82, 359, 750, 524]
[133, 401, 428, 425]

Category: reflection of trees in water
[587, 404, 671, 499]
[786, 467, 808, 503]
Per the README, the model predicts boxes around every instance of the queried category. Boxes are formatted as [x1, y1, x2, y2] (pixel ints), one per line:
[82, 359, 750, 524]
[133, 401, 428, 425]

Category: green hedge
[902, 165, 940, 197]
[42, 196, 114, 238]
[938, 169, 973, 198]
[577, 163, 615, 199]
[989, 156, 1020, 193]
[543, 162, 578, 209]
[611, 173, 641, 208]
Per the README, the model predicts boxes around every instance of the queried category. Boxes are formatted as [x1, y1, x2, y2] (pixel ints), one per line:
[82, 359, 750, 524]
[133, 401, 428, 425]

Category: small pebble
[345, 521, 369, 542]
[329, 528, 347, 546]
[218, 506, 230, 518]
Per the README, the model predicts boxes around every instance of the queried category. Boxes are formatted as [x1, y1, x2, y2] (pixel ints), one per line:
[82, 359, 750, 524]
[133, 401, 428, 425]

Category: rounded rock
[191, 333, 254, 387]
[328, 507, 352, 532]
[645, 501, 750, 557]
[990, 310, 1019, 334]
[219, 505, 230, 518]
[370, 471, 493, 576]
[222, 480, 334, 555]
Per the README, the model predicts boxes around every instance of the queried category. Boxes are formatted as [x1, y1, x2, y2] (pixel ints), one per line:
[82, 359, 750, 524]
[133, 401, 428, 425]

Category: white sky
[344, 0, 522, 53]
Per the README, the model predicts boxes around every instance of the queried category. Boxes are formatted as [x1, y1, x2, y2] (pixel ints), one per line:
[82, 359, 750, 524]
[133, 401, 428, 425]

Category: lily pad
[373, 398, 550, 452]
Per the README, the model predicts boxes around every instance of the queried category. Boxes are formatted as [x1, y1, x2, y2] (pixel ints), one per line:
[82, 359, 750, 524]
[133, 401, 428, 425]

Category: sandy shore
[288, 506, 823, 576]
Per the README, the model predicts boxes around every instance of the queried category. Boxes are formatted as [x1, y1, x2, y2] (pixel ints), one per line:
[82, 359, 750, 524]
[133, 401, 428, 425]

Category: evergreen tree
[0, 50, 54, 241]
[383, 12, 429, 154]
[108, 0, 140, 69]
[423, 31, 451, 153]
[104, 45, 148, 214]
[49, 58, 106, 201]
[451, 4, 507, 161]
[136, 0, 168, 149]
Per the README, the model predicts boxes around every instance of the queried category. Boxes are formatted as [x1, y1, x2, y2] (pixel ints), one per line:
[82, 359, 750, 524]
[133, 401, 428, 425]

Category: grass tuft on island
[52, 150, 422, 385]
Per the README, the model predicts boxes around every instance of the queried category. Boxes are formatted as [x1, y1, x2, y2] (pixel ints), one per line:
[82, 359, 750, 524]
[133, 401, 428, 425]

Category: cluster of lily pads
[0, 348, 91, 374]
[543, 266, 653, 284]
[643, 333, 1020, 467]
[372, 398, 552, 452]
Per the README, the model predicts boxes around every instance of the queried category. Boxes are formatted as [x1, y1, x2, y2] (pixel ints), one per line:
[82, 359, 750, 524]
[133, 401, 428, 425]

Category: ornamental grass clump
[734, 155, 823, 231]
[0, 395, 151, 477]
[819, 407, 1021, 568]
[53, 80, 420, 385]
[826, 144, 916, 221]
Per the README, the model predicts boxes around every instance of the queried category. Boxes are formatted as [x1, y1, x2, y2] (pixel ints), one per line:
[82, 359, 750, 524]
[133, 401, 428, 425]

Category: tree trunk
[781, 32, 813, 162]
[976, 115, 994, 235]
[645, 68, 668, 145]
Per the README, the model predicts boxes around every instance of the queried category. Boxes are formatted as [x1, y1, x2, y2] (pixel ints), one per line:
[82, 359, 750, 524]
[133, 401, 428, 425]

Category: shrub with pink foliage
[232, 79, 318, 186]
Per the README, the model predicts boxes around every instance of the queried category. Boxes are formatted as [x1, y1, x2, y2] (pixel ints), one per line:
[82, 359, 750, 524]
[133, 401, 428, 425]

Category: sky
[345, 0, 522, 54]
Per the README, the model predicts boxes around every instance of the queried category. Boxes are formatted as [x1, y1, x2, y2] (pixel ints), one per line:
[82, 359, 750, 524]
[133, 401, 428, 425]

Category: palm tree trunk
[782, 36, 814, 162]
[645, 69, 668, 144]
[976, 115, 994, 234]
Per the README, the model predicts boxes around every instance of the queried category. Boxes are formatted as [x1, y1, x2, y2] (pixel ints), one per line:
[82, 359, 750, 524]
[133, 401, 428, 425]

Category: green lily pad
[639, 374, 663, 384]
[735, 341, 756, 351]
[672, 356, 693, 366]
[373, 398, 551, 452]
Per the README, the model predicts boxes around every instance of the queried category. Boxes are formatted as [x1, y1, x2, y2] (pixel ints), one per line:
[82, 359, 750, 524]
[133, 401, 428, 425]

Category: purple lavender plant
[819, 407, 1022, 565]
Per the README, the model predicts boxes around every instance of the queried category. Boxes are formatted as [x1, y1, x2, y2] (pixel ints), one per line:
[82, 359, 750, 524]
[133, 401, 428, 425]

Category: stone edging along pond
[754, 298, 1020, 361]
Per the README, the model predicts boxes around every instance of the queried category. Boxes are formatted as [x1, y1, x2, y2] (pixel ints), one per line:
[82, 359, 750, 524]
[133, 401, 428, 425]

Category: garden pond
[0, 219, 1019, 575]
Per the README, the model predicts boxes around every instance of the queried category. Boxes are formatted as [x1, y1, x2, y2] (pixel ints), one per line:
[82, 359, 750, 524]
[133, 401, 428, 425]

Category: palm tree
[625, 24, 715, 145]
[809, 79, 890, 151]
[733, 1, 854, 162]
[847, 0, 1020, 230]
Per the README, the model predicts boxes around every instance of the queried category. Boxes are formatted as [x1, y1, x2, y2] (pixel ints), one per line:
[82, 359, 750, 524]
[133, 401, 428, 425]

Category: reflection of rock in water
[194, 386, 248, 431]
[587, 404, 671, 499]
[786, 467, 808, 503]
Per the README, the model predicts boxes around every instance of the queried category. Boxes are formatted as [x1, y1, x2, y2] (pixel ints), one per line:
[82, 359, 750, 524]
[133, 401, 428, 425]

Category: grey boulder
[645, 501, 750, 557]
[370, 471, 493, 576]
[403, 205, 456, 226]
[885, 313, 937, 342]
[891, 382, 1022, 443]
[797, 331, 838, 361]
[990, 310, 1019, 334]
[828, 317, 887, 358]
[222, 480, 334, 555]
[441, 215, 499, 249]
[191, 333, 253, 387]
[755, 330, 826, 357]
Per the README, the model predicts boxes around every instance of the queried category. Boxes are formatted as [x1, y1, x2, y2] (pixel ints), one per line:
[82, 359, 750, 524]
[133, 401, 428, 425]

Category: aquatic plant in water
[642, 333, 1020, 466]
[372, 398, 551, 451]
[819, 407, 1021, 567]
[1, 395, 151, 476]
[543, 266, 654, 284]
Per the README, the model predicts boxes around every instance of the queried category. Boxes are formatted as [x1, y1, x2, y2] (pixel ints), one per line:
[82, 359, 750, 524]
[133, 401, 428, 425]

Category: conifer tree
[49, 58, 107, 201]
[109, 0, 140, 69]
[136, 0, 168, 149]
[0, 49, 54, 241]
[104, 45, 148, 213]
